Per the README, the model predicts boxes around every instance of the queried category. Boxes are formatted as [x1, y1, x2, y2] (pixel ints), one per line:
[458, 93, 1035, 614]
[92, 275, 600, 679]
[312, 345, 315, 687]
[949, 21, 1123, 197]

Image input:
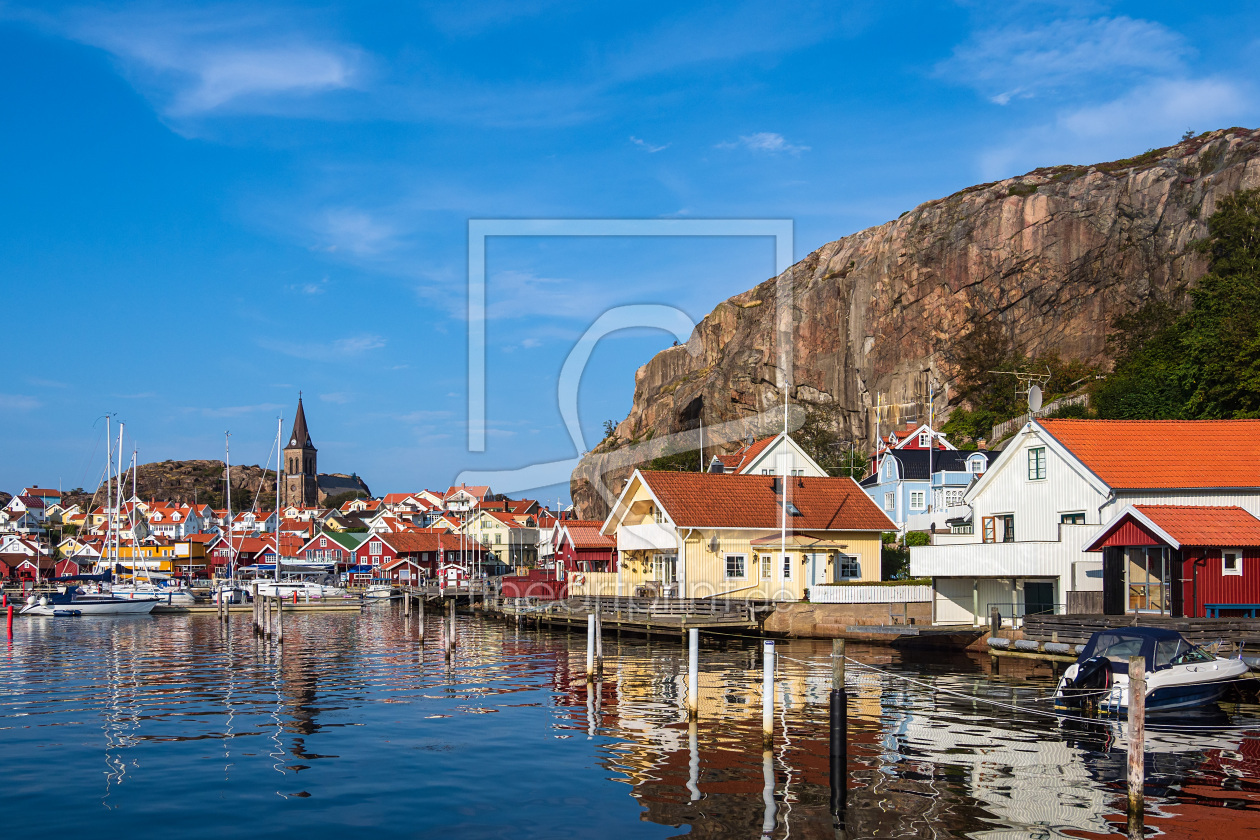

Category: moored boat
[364, 583, 396, 600]
[20, 589, 160, 616]
[1054, 627, 1251, 714]
[255, 580, 349, 600]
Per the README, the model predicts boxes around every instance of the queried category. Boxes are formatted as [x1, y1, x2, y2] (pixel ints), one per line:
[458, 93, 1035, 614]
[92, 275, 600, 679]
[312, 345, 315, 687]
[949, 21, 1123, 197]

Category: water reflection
[2, 610, 1260, 839]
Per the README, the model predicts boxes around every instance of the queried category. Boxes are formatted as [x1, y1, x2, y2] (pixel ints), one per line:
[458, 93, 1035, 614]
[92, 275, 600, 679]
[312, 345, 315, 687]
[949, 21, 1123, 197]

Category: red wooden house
[554, 521, 617, 573]
[1086, 505, 1260, 617]
[377, 532, 490, 584]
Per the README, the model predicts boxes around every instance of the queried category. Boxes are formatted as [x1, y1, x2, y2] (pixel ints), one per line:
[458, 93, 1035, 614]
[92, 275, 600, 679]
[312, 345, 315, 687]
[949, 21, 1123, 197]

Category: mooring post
[1128, 655, 1146, 839]
[990, 606, 1000, 636]
[586, 614, 596, 682]
[761, 747, 777, 837]
[447, 599, 456, 652]
[762, 639, 775, 748]
[418, 597, 425, 638]
[595, 611, 604, 677]
[687, 627, 699, 721]
[830, 638, 848, 830]
[252, 584, 260, 635]
[276, 593, 283, 645]
[6, 603, 12, 641]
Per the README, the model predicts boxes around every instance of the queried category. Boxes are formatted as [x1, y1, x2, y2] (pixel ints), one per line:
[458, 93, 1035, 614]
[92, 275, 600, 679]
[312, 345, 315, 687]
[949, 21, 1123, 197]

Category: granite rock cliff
[572, 128, 1260, 519]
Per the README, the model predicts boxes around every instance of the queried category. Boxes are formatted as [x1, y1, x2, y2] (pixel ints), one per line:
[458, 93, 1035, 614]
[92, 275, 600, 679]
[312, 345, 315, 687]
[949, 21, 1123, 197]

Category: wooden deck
[490, 595, 761, 639]
[154, 601, 364, 614]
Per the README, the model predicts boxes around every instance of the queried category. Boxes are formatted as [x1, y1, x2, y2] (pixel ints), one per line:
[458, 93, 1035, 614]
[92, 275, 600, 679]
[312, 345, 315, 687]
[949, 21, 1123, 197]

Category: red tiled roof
[717, 435, 777, 472]
[637, 472, 895, 531]
[565, 524, 615, 549]
[1136, 505, 1260, 547]
[379, 531, 488, 554]
[1038, 419, 1260, 489]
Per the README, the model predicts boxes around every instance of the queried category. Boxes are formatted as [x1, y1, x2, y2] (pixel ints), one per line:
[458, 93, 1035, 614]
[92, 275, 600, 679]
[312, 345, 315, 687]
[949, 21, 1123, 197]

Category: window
[837, 555, 860, 579]
[783, 501, 803, 517]
[496, 533, 502, 544]
[320, 538, 327, 547]
[967, 457, 986, 474]
[725, 554, 746, 579]
[370, 541, 382, 555]
[1224, 549, 1243, 576]
[1027, 447, 1047, 480]
[909, 491, 925, 509]
[999, 514, 1015, 542]
[791, 469, 804, 477]
[945, 489, 965, 507]
[918, 432, 930, 447]
[762, 469, 772, 475]
[761, 555, 772, 579]
[982, 517, 996, 543]
[884, 492, 895, 511]
[782, 554, 792, 579]
[652, 506, 665, 525]
[1127, 546, 1172, 613]
[1060, 512, 1086, 525]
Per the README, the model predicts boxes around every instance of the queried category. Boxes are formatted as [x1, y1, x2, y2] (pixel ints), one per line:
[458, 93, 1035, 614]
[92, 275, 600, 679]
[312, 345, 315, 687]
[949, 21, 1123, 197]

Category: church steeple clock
[282, 394, 319, 507]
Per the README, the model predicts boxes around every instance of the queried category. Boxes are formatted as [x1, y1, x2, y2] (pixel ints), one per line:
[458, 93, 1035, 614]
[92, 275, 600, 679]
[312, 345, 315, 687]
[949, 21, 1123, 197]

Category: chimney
[977, 439, 988, 449]
[771, 476, 782, 494]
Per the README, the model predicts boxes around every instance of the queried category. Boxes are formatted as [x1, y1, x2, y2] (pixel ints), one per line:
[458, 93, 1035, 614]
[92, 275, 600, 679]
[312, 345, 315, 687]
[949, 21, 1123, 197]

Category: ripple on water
[4, 612, 1260, 838]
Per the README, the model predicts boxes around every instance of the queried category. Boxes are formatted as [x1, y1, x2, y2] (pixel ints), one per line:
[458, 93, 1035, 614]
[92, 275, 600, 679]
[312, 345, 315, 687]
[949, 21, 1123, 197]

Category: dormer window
[918, 432, 930, 447]
[784, 501, 803, 517]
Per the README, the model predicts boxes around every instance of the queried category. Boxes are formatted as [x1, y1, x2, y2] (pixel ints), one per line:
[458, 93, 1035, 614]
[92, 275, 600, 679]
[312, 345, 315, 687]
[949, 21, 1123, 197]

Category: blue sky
[2, 1, 1258, 504]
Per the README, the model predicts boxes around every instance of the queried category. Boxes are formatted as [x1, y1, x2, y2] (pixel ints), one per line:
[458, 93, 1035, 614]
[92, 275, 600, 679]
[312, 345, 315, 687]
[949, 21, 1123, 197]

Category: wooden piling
[595, 612, 604, 677]
[586, 615, 596, 682]
[447, 599, 456, 652]
[830, 638, 847, 827]
[276, 594, 283, 645]
[1128, 655, 1146, 838]
[686, 627, 699, 721]
[418, 597, 425, 639]
[762, 640, 775, 748]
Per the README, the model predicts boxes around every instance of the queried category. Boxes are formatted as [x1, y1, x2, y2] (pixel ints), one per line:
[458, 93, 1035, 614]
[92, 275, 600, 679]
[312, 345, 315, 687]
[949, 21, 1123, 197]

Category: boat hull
[22, 598, 159, 616]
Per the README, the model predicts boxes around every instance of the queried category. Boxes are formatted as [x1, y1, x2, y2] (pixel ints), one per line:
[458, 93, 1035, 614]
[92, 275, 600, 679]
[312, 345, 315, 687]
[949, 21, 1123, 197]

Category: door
[806, 553, 829, 587]
[1024, 581, 1055, 616]
[651, 553, 677, 584]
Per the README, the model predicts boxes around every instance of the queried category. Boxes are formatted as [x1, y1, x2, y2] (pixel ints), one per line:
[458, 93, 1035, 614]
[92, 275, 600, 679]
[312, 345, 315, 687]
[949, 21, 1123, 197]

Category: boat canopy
[1078, 627, 1214, 674]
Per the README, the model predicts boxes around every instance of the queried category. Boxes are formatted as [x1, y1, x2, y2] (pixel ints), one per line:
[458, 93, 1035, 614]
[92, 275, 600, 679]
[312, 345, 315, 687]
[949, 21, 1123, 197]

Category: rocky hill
[61, 460, 278, 513]
[572, 127, 1260, 519]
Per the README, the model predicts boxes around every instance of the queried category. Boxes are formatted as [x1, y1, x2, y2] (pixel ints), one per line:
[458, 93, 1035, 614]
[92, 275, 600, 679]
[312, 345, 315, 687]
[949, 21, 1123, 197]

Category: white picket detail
[810, 584, 933, 604]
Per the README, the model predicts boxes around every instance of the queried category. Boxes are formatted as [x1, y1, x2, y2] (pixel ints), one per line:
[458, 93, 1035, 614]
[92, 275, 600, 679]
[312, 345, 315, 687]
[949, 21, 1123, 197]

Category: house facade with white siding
[911, 418, 1260, 626]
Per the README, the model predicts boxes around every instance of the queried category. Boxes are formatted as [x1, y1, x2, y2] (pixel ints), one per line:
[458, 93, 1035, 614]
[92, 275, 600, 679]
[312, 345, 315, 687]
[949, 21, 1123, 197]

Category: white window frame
[967, 457, 984, 474]
[909, 491, 925, 509]
[760, 554, 772, 580]
[1027, 447, 1047, 481]
[782, 554, 791, 580]
[724, 554, 746, 579]
[837, 554, 860, 579]
[1223, 548, 1243, 576]
[918, 432, 930, 447]
[883, 492, 895, 511]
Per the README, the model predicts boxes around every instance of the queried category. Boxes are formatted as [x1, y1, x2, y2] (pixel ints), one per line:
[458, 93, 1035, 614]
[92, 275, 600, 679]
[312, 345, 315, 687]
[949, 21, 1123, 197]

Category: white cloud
[316, 208, 398, 256]
[319, 392, 350, 404]
[520, 337, 542, 348]
[716, 132, 809, 155]
[42, 5, 360, 117]
[260, 333, 386, 361]
[630, 136, 670, 153]
[196, 402, 283, 418]
[939, 16, 1188, 104]
[0, 393, 41, 411]
[978, 77, 1254, 180]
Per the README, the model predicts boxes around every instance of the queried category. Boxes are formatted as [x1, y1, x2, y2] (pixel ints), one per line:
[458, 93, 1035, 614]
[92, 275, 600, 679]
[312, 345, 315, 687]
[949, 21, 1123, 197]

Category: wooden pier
[155, 600, 364, 614]
[485, 595, 761, 639]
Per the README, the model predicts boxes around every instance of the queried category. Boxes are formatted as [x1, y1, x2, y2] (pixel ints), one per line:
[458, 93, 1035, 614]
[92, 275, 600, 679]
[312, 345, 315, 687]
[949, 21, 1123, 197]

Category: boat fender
[1044, 642, 1072, 655]
[1013, 639, 1040, 652]
[986, 637, 1010, 649]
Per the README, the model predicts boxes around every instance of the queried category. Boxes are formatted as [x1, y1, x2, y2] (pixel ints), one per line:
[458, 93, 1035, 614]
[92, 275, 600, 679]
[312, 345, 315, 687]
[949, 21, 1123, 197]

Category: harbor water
[3, 608, 1260, 838]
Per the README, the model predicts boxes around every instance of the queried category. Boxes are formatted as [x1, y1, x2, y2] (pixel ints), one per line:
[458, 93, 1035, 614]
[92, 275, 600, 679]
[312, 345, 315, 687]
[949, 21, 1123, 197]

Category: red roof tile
[637, 472, 895, 531]
[1137, 505, 1260, 547]
[565, 524, 615, 549]
[1039, 419, 1260, 489]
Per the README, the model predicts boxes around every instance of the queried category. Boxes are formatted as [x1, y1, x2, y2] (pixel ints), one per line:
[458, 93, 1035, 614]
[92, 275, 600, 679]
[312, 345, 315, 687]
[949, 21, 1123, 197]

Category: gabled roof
[859, 449, 992, 485]
[1087, 504, 1260, 550]
[445, 485, 491, 500]
[628, 471, 896, 531]
[563, 524, 615, 550]
[1038, 419, 1260, 489]
[716, 435, 777, 472]
[301, 530, 368, 552]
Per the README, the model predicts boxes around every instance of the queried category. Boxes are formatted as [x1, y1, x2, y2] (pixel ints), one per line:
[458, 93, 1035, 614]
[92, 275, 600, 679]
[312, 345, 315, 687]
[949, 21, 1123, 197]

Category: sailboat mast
[117, 423, 125, 579]
[104, 415, 111, 575]
[225, 432, 234, 582]
[275, 417, 283, 584]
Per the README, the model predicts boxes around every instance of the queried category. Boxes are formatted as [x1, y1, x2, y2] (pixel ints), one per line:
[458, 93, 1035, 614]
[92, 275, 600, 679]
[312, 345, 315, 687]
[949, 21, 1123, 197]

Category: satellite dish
[1028, 385, 1043, 413]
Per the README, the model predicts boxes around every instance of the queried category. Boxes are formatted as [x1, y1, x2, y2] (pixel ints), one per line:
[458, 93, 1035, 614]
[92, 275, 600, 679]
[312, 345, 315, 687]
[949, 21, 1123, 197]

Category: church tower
[283, 395, 319, 507]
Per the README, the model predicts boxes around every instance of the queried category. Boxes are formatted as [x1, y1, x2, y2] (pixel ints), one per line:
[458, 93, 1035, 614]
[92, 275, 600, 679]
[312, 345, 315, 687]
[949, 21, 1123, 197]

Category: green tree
[1095, 189, 1260, 419]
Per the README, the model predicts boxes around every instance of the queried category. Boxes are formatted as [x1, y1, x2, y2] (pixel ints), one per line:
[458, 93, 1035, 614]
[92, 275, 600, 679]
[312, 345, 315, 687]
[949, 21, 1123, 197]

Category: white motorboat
[20, 589, 160, 616]
[364, 584, 396, 600]
[254, 580, 349, 600]
[1054, 627, 1251, 714]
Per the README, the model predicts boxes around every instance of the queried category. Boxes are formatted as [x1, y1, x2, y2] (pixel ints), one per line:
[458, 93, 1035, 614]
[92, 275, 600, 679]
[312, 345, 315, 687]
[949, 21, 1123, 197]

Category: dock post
[276, 594, 283, 645]
[595, 611, 604, 677]
[404, 589, 410, 617]
[761, 640, 775, 748]
[252, 584, 260, 635]
[686, 628, 699, 721]
[990, 607, 1000, 635]
[6, 603, 12, 640]
[418, 597, 425, 639]
[586, 615, 596, 682]
[761, 747, 777, 837]
[830, 638, 847, 828]
[1127, 655, 1146, 838]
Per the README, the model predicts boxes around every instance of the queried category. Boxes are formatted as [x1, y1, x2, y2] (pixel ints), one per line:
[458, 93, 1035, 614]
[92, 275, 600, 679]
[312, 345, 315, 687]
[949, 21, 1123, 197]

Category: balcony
[616, 521, 678, 552]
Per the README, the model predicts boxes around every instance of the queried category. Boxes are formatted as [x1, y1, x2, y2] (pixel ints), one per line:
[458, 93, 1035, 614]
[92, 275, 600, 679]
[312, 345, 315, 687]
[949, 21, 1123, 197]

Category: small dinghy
[1054, 627, 1250, 714]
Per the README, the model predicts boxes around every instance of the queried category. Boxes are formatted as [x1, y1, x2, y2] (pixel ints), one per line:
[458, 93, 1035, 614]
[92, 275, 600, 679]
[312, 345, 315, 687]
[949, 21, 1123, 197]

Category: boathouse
[1085, 504, 1260, 617]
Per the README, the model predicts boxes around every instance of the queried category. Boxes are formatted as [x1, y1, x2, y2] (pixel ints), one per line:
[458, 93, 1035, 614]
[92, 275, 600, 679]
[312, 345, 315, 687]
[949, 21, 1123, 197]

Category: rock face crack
[570, 129, 1260, 519]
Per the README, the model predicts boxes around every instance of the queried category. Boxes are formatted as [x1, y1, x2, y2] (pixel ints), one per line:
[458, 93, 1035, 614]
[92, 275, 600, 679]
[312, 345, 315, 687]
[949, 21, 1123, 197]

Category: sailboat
[23, 417, 160, 617]
[107, 446, 197, 605]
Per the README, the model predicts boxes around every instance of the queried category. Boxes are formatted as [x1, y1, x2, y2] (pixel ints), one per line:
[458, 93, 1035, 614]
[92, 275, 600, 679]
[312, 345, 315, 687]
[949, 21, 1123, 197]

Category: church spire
[289, 393, 314, 450]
